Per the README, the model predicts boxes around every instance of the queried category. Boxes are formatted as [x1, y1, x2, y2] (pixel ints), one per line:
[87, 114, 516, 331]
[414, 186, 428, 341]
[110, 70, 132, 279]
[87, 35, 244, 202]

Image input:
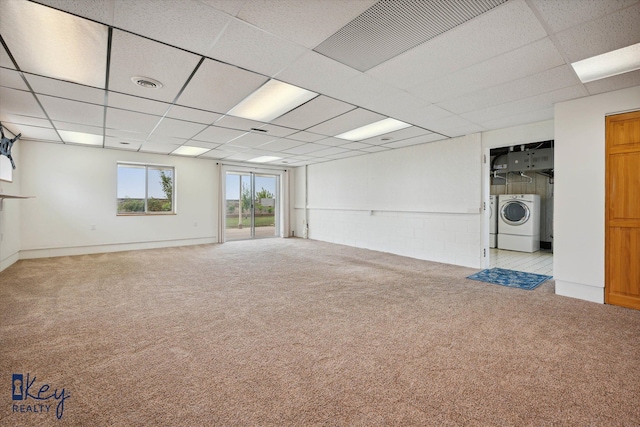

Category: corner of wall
[0, 140, 22, 273]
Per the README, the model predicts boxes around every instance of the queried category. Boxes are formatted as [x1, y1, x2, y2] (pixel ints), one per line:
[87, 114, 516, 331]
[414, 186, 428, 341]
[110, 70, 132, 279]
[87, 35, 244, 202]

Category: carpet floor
[1, 238, 639, 426]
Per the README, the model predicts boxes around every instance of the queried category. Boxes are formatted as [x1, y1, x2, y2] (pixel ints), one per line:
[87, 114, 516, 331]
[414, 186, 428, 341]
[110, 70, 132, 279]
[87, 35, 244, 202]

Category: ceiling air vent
[314, 0, 507, 72]
[131, 76, 163, 89]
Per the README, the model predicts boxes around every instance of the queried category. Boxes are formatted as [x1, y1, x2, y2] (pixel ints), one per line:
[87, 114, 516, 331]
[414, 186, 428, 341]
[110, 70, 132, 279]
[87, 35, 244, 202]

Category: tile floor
[489, 248, 553, 276]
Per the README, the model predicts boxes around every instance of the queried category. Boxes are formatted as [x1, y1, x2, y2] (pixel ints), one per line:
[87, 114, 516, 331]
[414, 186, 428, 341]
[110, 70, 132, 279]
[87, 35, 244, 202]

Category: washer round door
[500, 200, 530, 225]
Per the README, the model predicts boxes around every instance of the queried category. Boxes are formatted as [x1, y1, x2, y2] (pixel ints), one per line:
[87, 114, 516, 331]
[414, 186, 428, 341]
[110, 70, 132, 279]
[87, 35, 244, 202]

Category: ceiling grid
[0, 0, 638, 166]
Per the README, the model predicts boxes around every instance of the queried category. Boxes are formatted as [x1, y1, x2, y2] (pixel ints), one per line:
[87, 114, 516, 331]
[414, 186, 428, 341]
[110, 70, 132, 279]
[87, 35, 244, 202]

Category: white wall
[301, 134, 484, 268]
[19, 141, 218, 258]
[554, 85, 640, 303]
[0, 140, 22, 271]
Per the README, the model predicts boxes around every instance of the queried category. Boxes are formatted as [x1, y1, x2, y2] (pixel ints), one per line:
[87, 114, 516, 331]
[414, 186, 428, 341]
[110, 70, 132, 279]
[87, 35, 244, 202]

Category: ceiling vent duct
[313, 0, 507, 72]
[508, 148, 554, 172]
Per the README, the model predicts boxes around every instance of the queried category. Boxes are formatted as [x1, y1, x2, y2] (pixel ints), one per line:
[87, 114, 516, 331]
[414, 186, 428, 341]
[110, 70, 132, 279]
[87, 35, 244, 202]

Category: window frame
[116, 162, 175, 216]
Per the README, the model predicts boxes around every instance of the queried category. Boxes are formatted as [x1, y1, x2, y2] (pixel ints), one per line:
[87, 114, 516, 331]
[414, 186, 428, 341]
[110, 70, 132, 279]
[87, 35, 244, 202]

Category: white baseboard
[555, 279, 604, 304]
[19, 237, 218, 260]
[0, 251, 20, 272]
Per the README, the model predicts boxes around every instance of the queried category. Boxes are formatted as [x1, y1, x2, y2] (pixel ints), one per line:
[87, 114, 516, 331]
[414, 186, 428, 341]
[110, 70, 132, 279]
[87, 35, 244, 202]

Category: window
[117, 163, 174, 214]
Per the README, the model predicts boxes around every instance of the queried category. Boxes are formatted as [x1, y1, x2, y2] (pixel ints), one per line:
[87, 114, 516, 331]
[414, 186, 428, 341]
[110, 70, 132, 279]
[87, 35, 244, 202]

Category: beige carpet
[1, 238, 639, 426]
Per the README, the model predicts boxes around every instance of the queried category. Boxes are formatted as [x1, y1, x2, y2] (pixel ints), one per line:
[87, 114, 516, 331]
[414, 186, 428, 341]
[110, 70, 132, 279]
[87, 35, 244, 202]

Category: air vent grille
[314, 0, 507, 72]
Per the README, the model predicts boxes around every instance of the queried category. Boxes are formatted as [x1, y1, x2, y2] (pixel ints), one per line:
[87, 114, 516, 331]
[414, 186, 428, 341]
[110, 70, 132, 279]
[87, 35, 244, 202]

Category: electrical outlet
[91, 224, 96, 230]
[193, 222, 198, 227]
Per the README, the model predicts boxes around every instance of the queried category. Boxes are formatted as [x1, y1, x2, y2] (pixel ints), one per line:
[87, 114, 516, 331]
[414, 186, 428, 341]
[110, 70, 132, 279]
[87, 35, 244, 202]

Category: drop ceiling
[0, 0, 639, 168]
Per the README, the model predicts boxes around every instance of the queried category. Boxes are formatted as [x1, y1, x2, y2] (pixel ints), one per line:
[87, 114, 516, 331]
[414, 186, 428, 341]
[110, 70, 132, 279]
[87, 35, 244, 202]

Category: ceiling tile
[286, 131, 326, 142]
[1, 0, 108, 87]
[324, 150, 365, 160]
[421, 115, 485, 137]
[214, 143, 249, 153]
[34, 0, 117, 25]
[191, 125, 247, 144]
[226, 131, 276, 148]
[382, 133, 446, 148]
[393, 104, 454, 131]
[0, 69, 28, 90]
[105, 129, 146, 140]
[177, 59, 268, 113]
[360, 145, 392, 153]
[255, 124, 297, 138]
[408, 38, 565, 104]
[309, 146, 349, 158]
[275, 51, 361, 96]
[461, 85, 588, 124]
[104, 136, 142, 151]
[359, 126, 433, 146]
[39, 94, 104, 126]
[145, 135, 187, 145]
[283, 142, 329, 155]
[26, 74, 105, 104]
[198, 0, 247, 16]
[139, 142, 182, 154]
[1, 40, 15, 69]
[438, 65, 579, 114]
[5, 123, 61, 142]
[113, 0, 230, 55]
[0, 87, 46, 118]
[350, 85, 426, 122]
[215, 115, 265, 131]
[479, 107, 555, 131]
[530, 0, 638, 33]
[585, 69, 640, 95]
[306, 108, 385, 136]
[151, 117, 208, 139]
[367, 0, 548, 89]
[0, 113, 51, 128]
[225, 152, 261, 161]
[199, 149, 236, 159]
[338, 141, 375, 150]
[208, 18, 307, 77]
[272, 95, 355, 130]
[237, 0, 376, 49]
[165, 105, 221, 125]
[184, 140, 221, 150]
[257, 138, 305, 152]
[107, 92, 170, 116]
[53, 121, 103, 134]
[312, 137, 351, 147]
[106, 108, 160, 134]
[109, 30, 202, 103]
[554, 2, 640, 62]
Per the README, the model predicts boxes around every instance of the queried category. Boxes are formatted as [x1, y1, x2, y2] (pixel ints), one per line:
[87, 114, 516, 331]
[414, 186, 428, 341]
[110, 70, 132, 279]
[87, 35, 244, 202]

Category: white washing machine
[489, 195, 497, 248]
[498, 194, 541, 253]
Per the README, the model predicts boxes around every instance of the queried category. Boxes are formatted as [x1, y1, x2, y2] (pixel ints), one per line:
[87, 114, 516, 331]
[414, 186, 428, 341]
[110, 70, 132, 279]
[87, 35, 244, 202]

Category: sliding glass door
[225, 172, 279, 241]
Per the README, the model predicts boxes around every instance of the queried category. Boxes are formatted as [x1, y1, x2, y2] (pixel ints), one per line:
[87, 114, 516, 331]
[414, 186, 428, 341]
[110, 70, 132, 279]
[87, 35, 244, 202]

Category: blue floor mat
[467, 268, 552, 290]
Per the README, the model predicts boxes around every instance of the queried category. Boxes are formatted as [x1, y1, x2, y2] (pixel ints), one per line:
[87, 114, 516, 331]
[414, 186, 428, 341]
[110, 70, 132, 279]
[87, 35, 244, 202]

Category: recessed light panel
[571, 43, 640, 83]
[171, 146, 211, 156]
[227, 80, 318, 122]
[58, 130, 103, 146]
[248, 156, 282, 163]
[335, 118, 411, 141]
[0, 0, 108, 88]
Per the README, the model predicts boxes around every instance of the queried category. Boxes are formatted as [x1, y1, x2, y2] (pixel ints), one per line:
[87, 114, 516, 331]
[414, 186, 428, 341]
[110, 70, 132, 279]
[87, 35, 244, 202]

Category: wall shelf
[0, 193, 34, 211]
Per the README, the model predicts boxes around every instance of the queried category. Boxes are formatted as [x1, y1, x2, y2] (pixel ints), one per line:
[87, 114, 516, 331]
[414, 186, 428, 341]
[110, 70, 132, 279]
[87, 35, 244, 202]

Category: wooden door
[606, 110, 640, 310]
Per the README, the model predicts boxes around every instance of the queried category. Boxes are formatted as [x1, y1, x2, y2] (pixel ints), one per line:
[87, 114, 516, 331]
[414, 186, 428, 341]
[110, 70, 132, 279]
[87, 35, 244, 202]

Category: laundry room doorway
[485, 140, 555, 276]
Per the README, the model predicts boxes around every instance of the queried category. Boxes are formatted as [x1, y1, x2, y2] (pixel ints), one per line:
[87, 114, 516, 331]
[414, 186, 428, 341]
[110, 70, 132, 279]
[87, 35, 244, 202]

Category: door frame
[219, 164, 289, 243]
